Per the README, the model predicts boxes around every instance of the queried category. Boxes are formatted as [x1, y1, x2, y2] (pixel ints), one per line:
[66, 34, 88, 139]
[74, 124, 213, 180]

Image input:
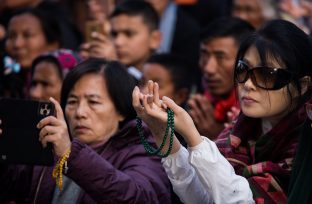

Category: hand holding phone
[0, 98, 55, 165]
[85, 20, 106, 43]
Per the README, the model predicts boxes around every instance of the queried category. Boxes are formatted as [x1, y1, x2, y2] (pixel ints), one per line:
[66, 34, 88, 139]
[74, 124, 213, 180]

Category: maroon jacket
[0, 120, 171, 203]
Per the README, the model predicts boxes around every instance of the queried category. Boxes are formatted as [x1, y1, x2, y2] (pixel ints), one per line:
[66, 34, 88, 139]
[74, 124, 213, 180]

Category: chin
[241, 107, 263, 118]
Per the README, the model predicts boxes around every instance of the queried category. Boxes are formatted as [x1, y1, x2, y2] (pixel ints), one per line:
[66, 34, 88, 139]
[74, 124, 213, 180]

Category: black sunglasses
[234, 60, 294, 90]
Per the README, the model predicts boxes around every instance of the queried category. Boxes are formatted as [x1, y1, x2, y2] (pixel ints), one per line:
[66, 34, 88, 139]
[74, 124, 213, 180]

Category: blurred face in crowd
[232, 0, 264, 29]
[110, 14, 161, 70]
[200, 37, 238, 97]
[5, 13, 58, 69]
[237, 46, 295, 123]
[29, 61, 62, 102]
[65, 74, 124, 145]
[142, 63, 182, 103]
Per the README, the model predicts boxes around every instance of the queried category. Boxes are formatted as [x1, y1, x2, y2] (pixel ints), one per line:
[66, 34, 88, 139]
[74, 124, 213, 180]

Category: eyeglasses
[234, 60, 294, 90]
[305, 103, 312, 120]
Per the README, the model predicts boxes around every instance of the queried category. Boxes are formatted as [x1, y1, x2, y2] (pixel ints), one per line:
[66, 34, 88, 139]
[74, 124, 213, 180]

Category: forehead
[243, 46, 283, 67]
[143, 63, 171, 79]
[201, 37, 238, 52]
[110, 14, 149, 31]
[33, 61, 61, 79]
[9, 13, 41, 30]
[70, 73, 108, 96]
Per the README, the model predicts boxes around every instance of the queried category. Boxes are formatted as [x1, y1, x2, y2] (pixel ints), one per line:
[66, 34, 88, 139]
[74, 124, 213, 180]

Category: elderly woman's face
[65, 73, 124, 145]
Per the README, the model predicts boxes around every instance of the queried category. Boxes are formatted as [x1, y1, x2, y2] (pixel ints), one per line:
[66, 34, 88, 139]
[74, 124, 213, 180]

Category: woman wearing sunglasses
[132, 19, 312, 204]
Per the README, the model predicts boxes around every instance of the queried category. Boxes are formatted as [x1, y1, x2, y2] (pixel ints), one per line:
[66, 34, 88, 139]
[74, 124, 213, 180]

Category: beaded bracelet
[136, 109, 174, 158]
[52, 148, 71, 190]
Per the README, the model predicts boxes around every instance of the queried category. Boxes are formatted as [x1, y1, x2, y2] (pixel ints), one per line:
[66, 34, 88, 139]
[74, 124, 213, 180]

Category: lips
[74, 125, 90, 134]
[202, 77, 220, 88]
[241, 96, 257, 104]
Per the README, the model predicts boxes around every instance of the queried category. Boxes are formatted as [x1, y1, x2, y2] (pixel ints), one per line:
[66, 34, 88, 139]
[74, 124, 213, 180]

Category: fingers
[49, 97, 64, 120]
[90, 31, 108, 42]
[153, 82, 161, 106]
[38, 125, 55, 142]
[162, 96, 182, 114]
[147, 80, 153, 95]
[132, 86, 143, 114]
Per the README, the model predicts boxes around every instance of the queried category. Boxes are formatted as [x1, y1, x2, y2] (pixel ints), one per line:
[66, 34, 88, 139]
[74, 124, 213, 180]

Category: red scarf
[216, 100, 308, 203]
[204, 89, 239, 122]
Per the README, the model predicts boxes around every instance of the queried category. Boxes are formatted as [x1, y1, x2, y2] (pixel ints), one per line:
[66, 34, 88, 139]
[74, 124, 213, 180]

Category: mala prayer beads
[52, 148, 71, 190]
[136, 108, 174, 158]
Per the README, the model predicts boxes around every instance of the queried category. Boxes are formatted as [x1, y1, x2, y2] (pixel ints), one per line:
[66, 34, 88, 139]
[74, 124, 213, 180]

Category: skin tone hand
[132, 81, 202, 154]
[37, 97, 71, 158]
[187, 94, 224, 140]
[79, 32, 117, 60]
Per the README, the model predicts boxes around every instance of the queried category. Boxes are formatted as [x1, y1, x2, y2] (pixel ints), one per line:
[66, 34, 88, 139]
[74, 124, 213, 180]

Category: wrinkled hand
[132, 81, 202, 148]
[79, 32, 117, 60]
[37, 97, 71, 158]
[187, 94, 224, 140]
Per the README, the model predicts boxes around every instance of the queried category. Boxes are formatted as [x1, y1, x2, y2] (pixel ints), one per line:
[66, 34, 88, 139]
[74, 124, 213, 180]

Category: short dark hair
[110, 0, 159, 31]
[201, 17, 254, 46]
[146, 54, 193, 92]
[61, 58, 137, 120]
[235, 19, 312, 106]
[31, 56, 63, 80]
[9, 7, 62, 46]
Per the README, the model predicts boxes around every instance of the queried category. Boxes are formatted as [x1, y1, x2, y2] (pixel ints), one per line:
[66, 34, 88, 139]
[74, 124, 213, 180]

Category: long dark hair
[235, 19, 312, 107]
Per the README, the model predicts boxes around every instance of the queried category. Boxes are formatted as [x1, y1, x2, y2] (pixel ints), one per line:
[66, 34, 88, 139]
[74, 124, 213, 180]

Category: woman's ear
[300, 76, 311, 95]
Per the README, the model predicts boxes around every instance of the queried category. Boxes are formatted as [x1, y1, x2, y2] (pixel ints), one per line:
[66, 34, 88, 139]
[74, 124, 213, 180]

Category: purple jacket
[0, 120, 171, 203]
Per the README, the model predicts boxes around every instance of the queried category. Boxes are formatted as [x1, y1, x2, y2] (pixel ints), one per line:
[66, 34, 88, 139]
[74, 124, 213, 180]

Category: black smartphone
[0, 98, 55, 166]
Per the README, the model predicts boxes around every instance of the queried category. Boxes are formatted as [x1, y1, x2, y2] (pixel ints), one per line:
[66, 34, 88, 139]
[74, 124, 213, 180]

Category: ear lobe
[118, 114, 125, 122]
[150, 30, 162, 50]
[300, 76, 311, 95]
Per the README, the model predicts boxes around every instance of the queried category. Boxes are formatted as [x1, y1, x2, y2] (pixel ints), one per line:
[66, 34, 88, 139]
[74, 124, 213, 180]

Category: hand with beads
[132, 80, 203, 150]
[37, 97, 71, 158]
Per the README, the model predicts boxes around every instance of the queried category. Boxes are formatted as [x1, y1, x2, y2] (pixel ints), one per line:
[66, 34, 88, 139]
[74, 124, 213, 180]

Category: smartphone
[85, 20, 106, 43]
[0, 98, 55, 166]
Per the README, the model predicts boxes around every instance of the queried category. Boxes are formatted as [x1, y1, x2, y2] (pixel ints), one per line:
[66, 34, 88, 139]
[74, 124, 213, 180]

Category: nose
[30, 84, 43, 101]
[242, 77, 256, 91]
[75, 101, 88, 119]
[114, 33, 126, 48]
[201, 56, 217, 75]
[13, 35, 25, 48]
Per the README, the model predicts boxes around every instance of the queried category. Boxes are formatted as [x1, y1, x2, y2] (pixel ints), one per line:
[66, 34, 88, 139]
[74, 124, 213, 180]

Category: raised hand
[133, 81, 202, 150]
[37, 97, 71, 158]
[79, 31, 117, 60]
